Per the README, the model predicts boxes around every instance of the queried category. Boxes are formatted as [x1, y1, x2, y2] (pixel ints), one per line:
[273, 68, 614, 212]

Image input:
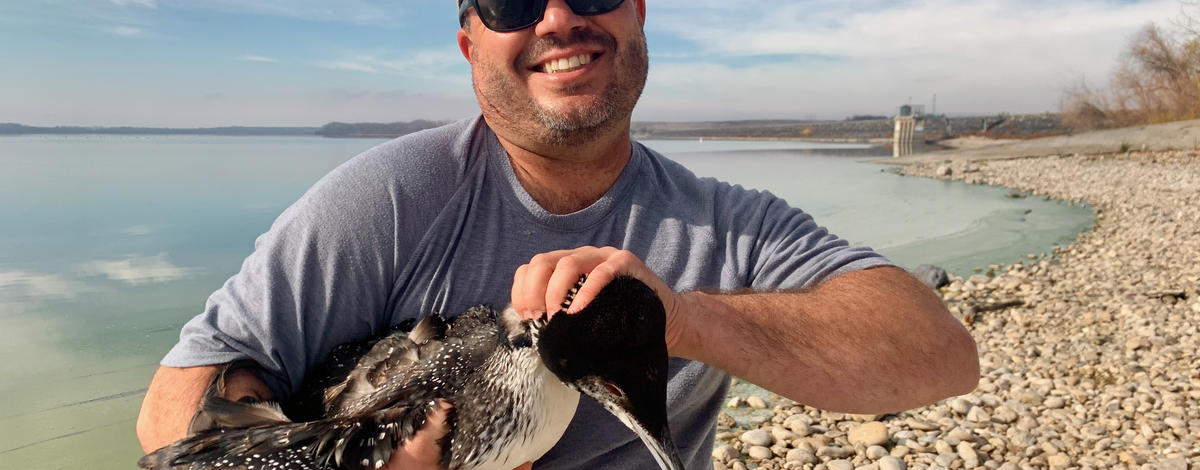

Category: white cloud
[76, 253, 201, 285]
[108, 25, 144, 36]
[123, 225, 154, 236]
[110, 0, 157, 8]
[634, 0, 1183, 118]
[314, 48, 466, 79]
[0, 84, 479, 127]
[168, 0, 411, 26]
[317, 60, 380, 73]
[239, 55, 279, 63]
[653, 0, 1178, 59]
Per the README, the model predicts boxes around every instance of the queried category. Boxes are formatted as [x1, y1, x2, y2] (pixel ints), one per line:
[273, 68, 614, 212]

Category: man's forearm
[136, 364, 273, 453]
[670, 266, 979, 414]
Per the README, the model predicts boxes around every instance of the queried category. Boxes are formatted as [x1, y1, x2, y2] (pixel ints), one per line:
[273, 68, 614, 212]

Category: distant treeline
[0, 120, 450, 138]
[0, 123, 319, 136]
[316, 120, 446, 138]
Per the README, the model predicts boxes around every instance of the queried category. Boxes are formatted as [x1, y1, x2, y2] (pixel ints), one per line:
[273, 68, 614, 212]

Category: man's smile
[533, 52, 601, 74]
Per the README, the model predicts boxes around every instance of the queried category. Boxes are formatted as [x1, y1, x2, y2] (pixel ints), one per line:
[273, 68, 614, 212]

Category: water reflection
[76, 253, 202, 285]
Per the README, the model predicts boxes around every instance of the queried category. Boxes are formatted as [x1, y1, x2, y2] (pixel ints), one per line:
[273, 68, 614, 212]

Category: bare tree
[1062, 19, 1200, 130]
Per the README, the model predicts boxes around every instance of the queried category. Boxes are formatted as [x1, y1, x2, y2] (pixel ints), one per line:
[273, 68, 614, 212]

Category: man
[136, 0, 979, 468]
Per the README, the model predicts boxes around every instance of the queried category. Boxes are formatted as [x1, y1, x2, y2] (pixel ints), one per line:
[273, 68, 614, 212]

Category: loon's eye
[605, 383, 624, 398]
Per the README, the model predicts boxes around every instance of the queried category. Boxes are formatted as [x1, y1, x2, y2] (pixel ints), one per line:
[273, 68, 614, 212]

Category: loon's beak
[575, 376, 685, 470]
[621, 416, 685, 470]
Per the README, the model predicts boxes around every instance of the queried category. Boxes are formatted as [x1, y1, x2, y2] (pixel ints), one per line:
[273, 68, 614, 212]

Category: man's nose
[534, 0, 588, 36]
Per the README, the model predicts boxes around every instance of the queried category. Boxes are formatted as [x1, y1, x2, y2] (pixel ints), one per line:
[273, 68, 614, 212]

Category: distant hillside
[0, 123, 318, 136]
[631, 113, 1069, 141]
[315, 120, 446, 138]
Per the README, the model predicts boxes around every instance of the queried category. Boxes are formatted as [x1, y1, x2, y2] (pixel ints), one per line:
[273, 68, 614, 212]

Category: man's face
[458, 0, 648, 147]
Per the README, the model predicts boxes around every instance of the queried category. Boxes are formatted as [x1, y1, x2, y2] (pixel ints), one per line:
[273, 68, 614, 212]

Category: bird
[139, 276, 685, 470]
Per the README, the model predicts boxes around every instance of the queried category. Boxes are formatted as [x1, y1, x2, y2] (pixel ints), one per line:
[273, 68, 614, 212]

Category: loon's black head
[535, 276, 684, 470]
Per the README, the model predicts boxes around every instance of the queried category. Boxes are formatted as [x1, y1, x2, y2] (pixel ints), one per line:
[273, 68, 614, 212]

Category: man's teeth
[541, 54, 593, 73]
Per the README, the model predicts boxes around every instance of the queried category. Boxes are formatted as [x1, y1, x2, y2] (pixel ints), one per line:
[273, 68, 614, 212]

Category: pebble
[770, 426, 798, 442]
[712, 444, 739, 462]
[746, 396, 768, 409]
[956, 442, 978, 468]
[1047, 454, 1071, 468]
[878, 456, 907, 470]
[848, 421, 889, 447]
[785, 449, 818, 465]
[739, 430, 773, 447]
[934, 452, 958, 467]
[817, 446, 854, 459]
[827, 460, 854, 470]
[746, 446, 773, 461]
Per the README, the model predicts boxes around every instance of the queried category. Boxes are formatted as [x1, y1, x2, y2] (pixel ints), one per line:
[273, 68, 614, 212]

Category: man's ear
[634, 0, 645, 26]
[457, 27, 472, 61]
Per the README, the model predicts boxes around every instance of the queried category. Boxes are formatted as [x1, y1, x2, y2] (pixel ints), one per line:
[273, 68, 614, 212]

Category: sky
[0, 0, 1185, 127]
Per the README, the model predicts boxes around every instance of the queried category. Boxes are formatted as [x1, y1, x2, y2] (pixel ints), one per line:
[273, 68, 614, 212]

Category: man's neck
[496, 126, 633, 215]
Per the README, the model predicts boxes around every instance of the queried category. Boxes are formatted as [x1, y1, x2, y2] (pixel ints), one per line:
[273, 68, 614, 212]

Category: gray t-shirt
[163, 116, 891, 469]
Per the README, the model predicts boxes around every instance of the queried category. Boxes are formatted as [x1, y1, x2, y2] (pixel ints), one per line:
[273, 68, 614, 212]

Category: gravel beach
[713, 150, 1200, 470]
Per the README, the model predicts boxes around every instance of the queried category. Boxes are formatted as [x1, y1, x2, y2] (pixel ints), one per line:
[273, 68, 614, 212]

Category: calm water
[0, 135, 1091, 468]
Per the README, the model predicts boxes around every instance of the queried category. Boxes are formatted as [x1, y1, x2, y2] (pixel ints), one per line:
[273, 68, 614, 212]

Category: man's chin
[535, 99, 614, 132]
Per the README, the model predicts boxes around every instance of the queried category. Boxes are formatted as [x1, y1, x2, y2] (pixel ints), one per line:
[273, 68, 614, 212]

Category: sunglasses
[459, 0, 626, 32]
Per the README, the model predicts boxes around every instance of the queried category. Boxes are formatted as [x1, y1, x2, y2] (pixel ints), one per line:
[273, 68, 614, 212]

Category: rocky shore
[713, 150, 1200, 470]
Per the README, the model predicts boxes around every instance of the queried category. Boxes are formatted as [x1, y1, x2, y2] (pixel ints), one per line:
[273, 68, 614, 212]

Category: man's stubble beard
[472, 28, 649, 147]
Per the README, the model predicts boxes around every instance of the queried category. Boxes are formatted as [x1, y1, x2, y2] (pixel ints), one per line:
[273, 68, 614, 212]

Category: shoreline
[713, 149, 1200, 469]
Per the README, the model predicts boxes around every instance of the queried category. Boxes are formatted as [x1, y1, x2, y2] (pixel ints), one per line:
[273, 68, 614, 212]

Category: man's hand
[384, 400, 452, 469]
[510, 246, 685, 353]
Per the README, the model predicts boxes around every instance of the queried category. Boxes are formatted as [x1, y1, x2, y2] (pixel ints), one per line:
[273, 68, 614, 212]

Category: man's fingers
[543, 251, 604, 316]
[565, 262, 618, 314]
[386, 399, 453, 469]
[513, 463, 533, 470]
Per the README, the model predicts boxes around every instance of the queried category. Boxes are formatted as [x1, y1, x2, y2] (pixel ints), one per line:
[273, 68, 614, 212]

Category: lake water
[0, 135, 1092, 468]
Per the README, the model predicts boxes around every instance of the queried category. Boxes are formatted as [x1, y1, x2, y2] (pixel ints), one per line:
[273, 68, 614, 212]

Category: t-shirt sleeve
[160, 149, 403, 397]
[743, 193, 893, 290]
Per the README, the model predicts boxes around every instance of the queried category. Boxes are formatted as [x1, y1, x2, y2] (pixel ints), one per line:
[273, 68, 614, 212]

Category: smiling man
[137, 1, 979, 469]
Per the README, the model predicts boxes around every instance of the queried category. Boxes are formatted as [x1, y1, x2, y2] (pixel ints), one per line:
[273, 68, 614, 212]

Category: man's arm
[512, 247, 978, 414]
[136, 365, 272, 453]
[670, 265, 979, 414]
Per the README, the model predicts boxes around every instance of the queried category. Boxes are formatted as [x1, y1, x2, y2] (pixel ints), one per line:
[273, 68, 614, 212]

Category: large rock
[746, 446, 773, 461]
[848, 421, 890, 447]
[739, 429, 773, 447]
[827, 460, 855, 470]
[785, 448, 818, 465]
[878, 456, 907, 470]
[912, 264, 950, 288]
[712, 444, 739, 462]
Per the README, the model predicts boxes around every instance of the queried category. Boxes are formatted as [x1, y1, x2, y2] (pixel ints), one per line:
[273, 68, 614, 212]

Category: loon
[139, 276, 685, 470]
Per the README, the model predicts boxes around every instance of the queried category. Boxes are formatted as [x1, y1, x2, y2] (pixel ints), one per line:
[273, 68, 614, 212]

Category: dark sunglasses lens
[474, 0, 545, 31]
[566, 0, 624, 15]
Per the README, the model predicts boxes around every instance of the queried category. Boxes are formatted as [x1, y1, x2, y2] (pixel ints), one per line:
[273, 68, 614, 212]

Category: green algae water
[0, 135, 1091, 468]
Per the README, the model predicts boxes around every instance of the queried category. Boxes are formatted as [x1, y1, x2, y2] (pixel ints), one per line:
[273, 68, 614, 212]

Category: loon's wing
[139, 313, 457, 470]
[319, 313, 448, 416]
[138, 394, 439, 470]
